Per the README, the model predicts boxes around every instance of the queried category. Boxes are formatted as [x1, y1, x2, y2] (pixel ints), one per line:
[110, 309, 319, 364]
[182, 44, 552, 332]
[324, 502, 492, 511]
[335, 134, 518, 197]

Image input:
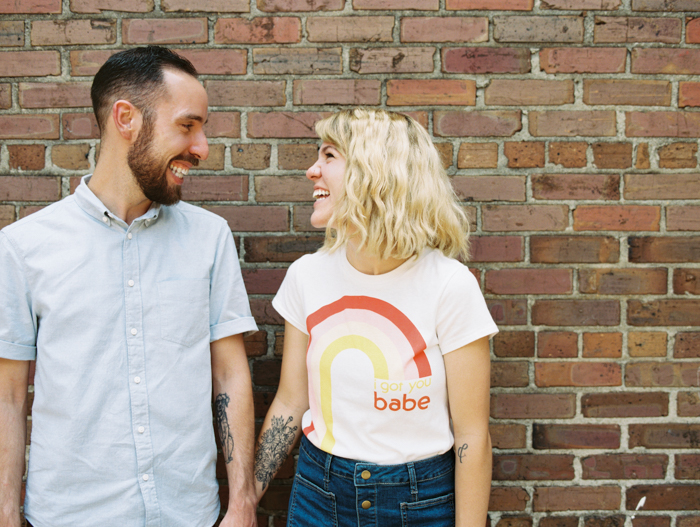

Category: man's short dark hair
[91, 46, 198, 134]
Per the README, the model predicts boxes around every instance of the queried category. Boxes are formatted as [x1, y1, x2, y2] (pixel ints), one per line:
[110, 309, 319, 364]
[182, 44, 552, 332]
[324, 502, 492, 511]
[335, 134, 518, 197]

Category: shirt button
[130, 328, 137, 336]
[138, 426, 145, 434]
[127, 233, 133, 240]
[361, 470, 371, 480]
[128, 280, 135, 287]
[142, 474, 149, 481]
[134, 376, 141, 384]
[361, 500, 371, 510]
[102, 216, 109, 224]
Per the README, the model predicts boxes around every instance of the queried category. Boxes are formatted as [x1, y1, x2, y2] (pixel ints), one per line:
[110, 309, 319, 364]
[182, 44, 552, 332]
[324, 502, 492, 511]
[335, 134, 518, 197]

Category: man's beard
[127, 111, 193, 206]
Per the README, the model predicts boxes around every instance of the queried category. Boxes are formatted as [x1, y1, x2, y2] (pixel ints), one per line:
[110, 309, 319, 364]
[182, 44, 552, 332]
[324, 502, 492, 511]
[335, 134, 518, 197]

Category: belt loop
[407, 462, 418, 501]
[323, 450, 333, 492]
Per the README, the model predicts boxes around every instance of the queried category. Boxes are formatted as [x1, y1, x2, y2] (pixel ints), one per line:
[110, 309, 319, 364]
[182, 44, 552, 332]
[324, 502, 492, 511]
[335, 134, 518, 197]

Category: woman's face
[306, 142, 346, 229]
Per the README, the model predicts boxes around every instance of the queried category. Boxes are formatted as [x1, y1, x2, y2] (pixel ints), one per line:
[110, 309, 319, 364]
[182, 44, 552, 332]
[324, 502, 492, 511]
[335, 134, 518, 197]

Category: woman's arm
[444, 336, 492, 527]
[254, 321, 310, 500]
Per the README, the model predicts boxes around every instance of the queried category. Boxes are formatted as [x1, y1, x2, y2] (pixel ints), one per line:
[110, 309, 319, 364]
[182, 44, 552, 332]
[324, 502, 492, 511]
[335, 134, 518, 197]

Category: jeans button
[361, 500, 371, 509]
[361, 470, 371, 480]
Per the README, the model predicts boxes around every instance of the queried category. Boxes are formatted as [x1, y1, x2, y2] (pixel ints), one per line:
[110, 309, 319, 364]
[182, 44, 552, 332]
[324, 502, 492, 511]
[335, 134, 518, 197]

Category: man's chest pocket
[158, 279, 210, 347]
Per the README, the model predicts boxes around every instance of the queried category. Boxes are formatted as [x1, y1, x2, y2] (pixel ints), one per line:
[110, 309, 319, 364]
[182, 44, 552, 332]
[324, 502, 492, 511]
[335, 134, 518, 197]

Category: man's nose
[190, 130, 209, 161]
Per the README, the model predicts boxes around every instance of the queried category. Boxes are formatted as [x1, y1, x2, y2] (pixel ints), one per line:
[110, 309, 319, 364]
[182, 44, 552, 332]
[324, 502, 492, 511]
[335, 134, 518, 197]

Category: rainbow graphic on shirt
[303, 296, 431, 452]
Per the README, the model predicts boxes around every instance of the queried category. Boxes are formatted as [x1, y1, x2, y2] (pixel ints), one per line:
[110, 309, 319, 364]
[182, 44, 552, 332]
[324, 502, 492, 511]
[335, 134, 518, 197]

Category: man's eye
[181, 124, 193, 131]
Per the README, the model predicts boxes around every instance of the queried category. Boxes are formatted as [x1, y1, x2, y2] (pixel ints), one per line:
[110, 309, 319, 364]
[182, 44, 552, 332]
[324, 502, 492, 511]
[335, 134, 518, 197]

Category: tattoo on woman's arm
[457, 443, 468, 463]
[215, 393, 235, 464]
[254, 415, 298, 490]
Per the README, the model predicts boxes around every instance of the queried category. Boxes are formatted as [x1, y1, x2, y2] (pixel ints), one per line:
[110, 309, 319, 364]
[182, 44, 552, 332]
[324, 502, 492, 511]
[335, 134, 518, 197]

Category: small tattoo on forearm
[215, 393, 234, 464]
[457, 443, 468, 463]
[255, 415, 298, 491]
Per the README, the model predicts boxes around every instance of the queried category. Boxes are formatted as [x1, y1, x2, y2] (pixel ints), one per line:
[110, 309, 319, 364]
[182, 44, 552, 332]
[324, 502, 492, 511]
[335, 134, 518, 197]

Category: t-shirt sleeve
[435, 264, 498, 355]
[0, 233, 37, 360]
[209, 224, 258, 342]
[272, 260, 308, 335]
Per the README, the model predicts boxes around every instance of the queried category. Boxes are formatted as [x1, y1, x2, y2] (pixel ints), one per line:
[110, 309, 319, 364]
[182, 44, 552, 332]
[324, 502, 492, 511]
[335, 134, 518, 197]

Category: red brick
[678, 393, 700, 417]
[0, 205, 14, 229]
[0, 51, 60, 77]
[548, 142, 587, 168]
[294, 79, 380, 105]
[19, 82, 91, 109]
[248, 112, 330, 139]
[533, 425, 621, 450]
[0, 20, 23, 46]
[676, 518, 700, 527]
[205, 206, 288, 232]
[494, 16, 584, 43]
[486, 80, 573, 106]
[627, 111, 700, 137]
[51, 144, 90, 170]
[582, 454, 667, 480]
[180, 176, 248, 202]
[489, 487, 530, 512]
[540, 47, 626, 73]
[627, 485, 700, 512]
[123, 18, 207, 44]
[258, 0, 344, 10]
[535, 362, 621, 387]
[632, 48, 700, 74]
[676, 454, 700, 478]
[539, 519, 579, 527]
[531, 236, 619, 263]
[538, 332, 577, 358]
[214, 17, 300, 44]
[625, 361, 700, 387]
[230, 144, 271, 170]
[456, 143, 498, 168]
[532, 174, 619, 200]
[582, 332, 622, 358]
[625, 174, 700, 200]
[659, 142, 698, 169]
[676, 333, 700, 359]
[668, 207, 700, 231]
[493, 455, 574, 481]
[584, 79, 671, 106]
[0, 114, 59, 140]
[443, 47, 530, 74]
[492, 362, 529, 388]
[491, 424, 527, 449]
[434, 143, 453, 168]
[503, 142, 545, 168]
[533, 300, 620, 326]
[62, 113, 98, 139]
[493, 331, 534, 358]
[543, 0, 621, 7]
[628, 300, 700, 326]
[350, 47, 434, 74]
[487, 299, 527, 326]
[0, 0, 60, 12]
[580, 268, 666, 295]
[434, 111, 521, 137]
[387, 80, 475, 107]
[630, 425, 700, 450]
[529, 111, 616, 137]
[592, 143, 632, 169]
[680, 82, 700, 107]
[0, 84, 9, 109]
[447, 0, 533, 8]
[0, 176, 60, 201]
[636, 142, 651, 168]
[574, 205, 660, 232]
[452, 176, 525, 202]
[401, 17, 487, 43]
[491, 394, 575, 419]
[633, 0, 700, 9]
[242, 269, 286, 295]
[582, 392, 668, 418]
[205, 81, 285, 107]
[8, 145, 45, 170]
[354, 0, 437, 8]
[71, 0, 154, 12]
[161, 0, 248, 11]
[31, 19, 115, 45]
[594, 16, 681, 43]
[469, 236, 523, 262]
[629, 332, 667, 358]
[174, 49, 246, 75]
[204, 112, 240, 139]
[255, 176, 312, 203]
[483, 205, 568, 232]
[485, 269, 571, 295]
[686, 17, 700, 43]
[244, 236, 323, 263]
[308, 16, 393, 42]
[277, 144, 316, 170]
[69, 50, 114, 76]
[293, 206, 325, 233]
[255, 47, 341, 74]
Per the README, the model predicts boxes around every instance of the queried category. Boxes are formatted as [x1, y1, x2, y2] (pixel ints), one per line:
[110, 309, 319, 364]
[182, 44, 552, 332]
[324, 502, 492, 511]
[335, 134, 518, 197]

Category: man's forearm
[0, 388, 28, 527]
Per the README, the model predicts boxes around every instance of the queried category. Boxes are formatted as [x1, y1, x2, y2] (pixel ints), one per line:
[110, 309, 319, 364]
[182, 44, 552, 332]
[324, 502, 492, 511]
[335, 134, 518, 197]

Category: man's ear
[112, 99, 142, 142]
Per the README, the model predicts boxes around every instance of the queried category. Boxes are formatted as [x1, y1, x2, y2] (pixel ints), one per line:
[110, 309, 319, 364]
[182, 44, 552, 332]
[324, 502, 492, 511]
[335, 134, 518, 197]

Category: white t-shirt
[272, 247, 498, 464]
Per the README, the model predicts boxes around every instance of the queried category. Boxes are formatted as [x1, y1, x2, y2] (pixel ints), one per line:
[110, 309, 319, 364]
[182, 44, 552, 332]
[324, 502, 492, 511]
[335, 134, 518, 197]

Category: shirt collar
[74, 174, 162, 229]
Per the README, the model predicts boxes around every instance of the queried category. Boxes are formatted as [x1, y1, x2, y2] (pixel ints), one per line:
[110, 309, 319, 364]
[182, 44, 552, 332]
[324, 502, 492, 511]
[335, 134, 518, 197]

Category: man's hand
[218, 496, 257, 527]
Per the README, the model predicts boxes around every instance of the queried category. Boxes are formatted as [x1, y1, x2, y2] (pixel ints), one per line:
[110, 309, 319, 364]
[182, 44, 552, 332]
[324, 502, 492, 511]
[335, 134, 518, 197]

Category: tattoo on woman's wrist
[255, 415, 298, 490]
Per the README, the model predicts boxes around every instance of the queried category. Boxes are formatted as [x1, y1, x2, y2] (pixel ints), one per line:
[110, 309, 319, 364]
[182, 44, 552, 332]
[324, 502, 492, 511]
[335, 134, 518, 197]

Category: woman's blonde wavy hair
[314, 108, 470, 261]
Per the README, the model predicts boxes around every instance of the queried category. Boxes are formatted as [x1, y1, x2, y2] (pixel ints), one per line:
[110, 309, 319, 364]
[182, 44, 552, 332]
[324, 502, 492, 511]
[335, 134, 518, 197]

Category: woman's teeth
[169, 163, 189, 177]
[313, 189, 329, 200]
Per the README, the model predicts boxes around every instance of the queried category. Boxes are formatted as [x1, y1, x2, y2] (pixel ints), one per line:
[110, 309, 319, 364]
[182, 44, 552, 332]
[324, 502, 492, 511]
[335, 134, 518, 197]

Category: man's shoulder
[167, 200, 229, 228]
[1, 196, 75, 240]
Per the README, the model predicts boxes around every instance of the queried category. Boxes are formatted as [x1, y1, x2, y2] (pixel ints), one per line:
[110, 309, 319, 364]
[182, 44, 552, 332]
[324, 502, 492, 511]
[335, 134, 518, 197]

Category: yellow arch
[318, 335, 389, 452]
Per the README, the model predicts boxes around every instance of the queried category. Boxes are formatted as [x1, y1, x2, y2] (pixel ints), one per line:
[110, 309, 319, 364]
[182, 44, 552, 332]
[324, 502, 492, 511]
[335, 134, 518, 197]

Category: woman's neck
[345, 240, 409, 275]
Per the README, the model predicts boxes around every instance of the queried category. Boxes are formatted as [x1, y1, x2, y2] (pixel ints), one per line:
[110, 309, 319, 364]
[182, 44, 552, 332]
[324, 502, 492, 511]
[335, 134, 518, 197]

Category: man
[0, 46, 258, 527]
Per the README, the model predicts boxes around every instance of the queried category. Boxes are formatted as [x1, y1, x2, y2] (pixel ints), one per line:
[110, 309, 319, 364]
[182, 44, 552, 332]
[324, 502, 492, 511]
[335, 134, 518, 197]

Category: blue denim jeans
[287, 435, 455, 527]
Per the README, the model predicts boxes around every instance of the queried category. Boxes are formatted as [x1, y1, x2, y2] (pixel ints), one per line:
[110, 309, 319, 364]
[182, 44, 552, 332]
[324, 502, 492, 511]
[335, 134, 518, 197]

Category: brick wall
[2, 0, 700, 525]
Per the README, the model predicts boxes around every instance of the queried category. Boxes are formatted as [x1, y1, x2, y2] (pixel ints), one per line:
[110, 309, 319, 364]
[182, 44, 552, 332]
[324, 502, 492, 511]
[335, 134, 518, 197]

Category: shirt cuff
[210, 317, 259, 342]
[0, 339, 37, 361]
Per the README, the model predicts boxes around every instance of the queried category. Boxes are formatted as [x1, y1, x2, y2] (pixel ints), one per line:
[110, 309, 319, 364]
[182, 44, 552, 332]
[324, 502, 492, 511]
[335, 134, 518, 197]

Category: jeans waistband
[299, 434, 454, 487]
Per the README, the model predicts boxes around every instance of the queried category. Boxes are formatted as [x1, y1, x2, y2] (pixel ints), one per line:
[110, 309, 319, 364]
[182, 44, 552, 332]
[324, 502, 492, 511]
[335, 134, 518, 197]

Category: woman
[254, 108, 498, 526]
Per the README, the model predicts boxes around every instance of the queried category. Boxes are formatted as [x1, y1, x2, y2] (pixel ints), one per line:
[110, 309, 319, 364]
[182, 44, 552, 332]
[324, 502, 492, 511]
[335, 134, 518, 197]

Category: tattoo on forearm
[215, 393, 235, 464]
[254, 415, 298, 490]
[457, 443, 468, 463]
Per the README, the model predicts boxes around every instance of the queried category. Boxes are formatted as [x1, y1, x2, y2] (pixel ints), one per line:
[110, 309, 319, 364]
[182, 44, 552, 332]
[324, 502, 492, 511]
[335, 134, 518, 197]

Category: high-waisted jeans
[287, 435, 456, 527]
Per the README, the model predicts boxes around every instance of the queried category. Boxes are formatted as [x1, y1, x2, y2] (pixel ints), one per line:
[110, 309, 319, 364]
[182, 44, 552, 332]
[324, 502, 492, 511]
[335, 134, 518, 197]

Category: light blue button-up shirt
[0, 175, 257, 527]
